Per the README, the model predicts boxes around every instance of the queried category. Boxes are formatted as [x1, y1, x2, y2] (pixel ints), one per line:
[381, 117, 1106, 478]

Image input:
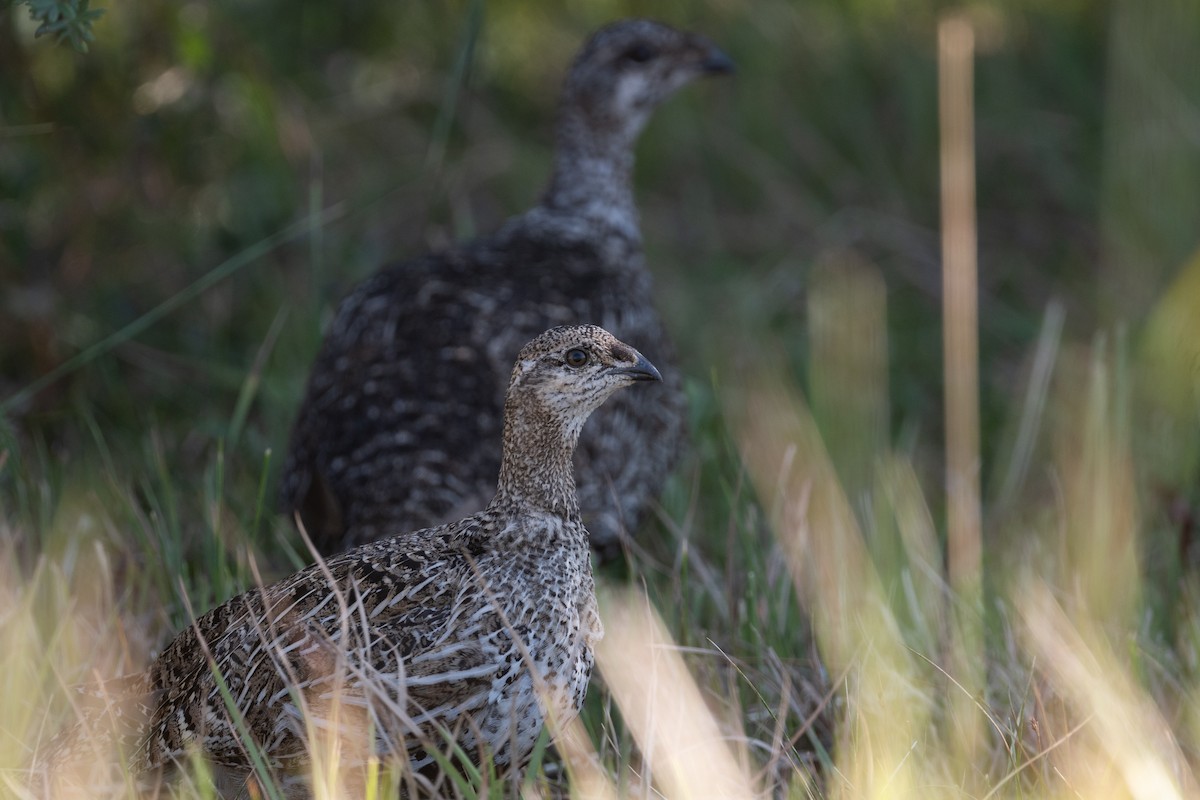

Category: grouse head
[496, 325, 660, 514]
[561, 19, 734, 147]
[505, 325, 660, 443]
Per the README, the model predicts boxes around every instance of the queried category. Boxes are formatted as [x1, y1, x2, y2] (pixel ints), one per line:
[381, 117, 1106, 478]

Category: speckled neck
[540, 110, 640, 242]
[492, 390, 583, 523]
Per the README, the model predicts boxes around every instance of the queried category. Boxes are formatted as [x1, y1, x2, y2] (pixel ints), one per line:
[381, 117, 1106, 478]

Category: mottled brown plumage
[29, 325, 660, 798]
[279, 19, 732, 559]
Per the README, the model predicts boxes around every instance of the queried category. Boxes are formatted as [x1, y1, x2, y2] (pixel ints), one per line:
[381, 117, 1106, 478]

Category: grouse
[29, 325, 660, 798]
[279, 19, 733, 559]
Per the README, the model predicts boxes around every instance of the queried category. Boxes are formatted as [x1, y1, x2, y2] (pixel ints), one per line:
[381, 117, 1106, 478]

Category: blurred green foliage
[0, 0, 1197, 570]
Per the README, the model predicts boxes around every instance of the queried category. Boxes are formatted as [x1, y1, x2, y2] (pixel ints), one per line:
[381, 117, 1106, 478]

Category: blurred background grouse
[278, 19, 733, 559]
[30, 325, 661, 798]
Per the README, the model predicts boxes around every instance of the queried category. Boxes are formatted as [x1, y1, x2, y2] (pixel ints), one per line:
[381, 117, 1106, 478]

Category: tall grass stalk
[938, 12, 985, 780]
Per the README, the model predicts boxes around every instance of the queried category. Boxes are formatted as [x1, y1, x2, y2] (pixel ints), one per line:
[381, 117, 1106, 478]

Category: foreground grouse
[279, 19, 732, 559]
[29, 325, 660, 798]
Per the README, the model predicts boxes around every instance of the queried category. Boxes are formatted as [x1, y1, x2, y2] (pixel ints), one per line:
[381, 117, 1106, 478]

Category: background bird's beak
[615, 353, 663, 382]
[699, 44, 736, 75]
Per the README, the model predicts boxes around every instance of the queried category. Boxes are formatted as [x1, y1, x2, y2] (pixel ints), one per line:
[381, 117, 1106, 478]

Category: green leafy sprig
[9, 0, 105, 52]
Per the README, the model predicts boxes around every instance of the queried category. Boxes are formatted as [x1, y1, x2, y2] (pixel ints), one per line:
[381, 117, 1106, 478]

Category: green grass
[4, 0, 1200, 797]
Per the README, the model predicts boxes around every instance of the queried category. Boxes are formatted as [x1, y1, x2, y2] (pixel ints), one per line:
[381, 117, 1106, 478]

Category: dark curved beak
[686, 32, 735, 76]
[701, 46, 736, 75]
[614, 353, 662, 382]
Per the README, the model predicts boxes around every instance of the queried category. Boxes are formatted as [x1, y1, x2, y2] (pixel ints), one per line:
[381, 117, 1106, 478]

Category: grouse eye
[622, 43, 658, 64]
[564, 348, 590, 368]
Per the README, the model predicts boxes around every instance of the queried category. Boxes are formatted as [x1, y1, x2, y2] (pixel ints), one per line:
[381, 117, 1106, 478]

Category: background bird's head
[507, 324, 662, 438]
[561, 19, 734, 147]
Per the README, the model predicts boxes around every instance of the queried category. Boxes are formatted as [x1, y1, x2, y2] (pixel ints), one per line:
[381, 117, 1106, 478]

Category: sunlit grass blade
[1019, 583, 1197, 800]
[596, 586, 757, 800]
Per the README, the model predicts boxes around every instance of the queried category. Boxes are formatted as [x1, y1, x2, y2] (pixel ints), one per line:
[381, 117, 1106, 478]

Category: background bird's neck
[493, 395, 583, 522]
[541, 112, 640, 240]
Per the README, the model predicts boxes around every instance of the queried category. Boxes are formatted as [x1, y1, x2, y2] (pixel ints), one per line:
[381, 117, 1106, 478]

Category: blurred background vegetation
[0, 0, 1147, 493]
[4, 0, 1196, 541]
[3, 0, 1200, 793]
